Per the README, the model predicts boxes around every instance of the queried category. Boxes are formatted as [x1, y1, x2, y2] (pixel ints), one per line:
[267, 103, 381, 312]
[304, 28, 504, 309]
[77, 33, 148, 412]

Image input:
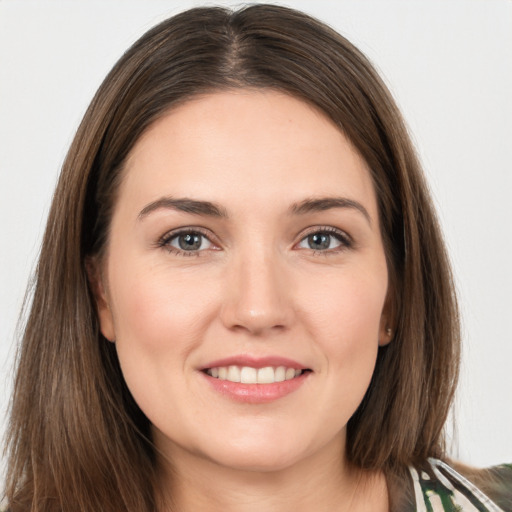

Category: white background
[1, 0, 511, 476]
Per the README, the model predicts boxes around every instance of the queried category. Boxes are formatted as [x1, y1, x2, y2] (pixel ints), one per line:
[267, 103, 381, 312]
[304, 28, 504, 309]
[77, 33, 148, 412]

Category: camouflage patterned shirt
[411, 458, 512, 511]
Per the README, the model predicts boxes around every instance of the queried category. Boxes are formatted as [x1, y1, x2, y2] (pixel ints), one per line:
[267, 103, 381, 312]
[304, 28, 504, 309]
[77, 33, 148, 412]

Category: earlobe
[378, 324, 393, 346]
[85, 256, 116, 342]
[378, 291, 396, 346]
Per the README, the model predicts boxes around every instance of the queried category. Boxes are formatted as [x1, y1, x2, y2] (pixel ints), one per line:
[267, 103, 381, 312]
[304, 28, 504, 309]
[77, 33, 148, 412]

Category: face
[93, 90, 391, 473]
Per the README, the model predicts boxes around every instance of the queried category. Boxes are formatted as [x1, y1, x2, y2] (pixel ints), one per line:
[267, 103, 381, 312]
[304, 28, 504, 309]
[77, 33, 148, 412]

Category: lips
[200, 355, 311, 403]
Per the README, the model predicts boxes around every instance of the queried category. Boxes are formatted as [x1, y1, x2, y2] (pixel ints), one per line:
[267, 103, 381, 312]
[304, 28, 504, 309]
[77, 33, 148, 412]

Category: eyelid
[155, 225, 353, 256]
[294, 225, 353, 252]
[156, 226, 220, 255]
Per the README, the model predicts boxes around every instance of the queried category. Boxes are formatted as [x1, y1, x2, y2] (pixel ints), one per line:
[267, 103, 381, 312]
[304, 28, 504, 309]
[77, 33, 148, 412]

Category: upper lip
[200, 355, 309, 371]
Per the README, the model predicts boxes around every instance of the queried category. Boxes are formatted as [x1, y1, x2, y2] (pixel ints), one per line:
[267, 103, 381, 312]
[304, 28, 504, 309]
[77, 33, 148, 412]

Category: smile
[200, 357, 312, 403]
[205, 366, 306, 384]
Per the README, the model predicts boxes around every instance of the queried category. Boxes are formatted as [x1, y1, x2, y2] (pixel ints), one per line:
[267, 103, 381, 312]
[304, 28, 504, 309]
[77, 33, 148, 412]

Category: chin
[194, 429, 325, 474]
[206, 447, 306, 474]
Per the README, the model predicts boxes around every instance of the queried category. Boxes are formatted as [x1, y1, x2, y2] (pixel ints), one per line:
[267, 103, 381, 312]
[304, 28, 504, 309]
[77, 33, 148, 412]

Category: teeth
[206, 365, 304, 384]
[257, 366, 274, 384]
[285, 368, 296, 380]
[274, 366, 286, 382]
[240, 366, 257, 384]
[227, 365, 241, 383]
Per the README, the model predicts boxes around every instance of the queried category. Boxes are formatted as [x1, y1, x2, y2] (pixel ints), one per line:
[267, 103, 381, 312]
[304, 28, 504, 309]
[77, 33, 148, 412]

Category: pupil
[309, 233, 330, 250]
[179, 233, 201, 250]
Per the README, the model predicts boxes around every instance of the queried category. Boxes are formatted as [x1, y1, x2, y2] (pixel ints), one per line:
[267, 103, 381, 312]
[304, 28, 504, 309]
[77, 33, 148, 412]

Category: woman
[3, 4, 511, 511]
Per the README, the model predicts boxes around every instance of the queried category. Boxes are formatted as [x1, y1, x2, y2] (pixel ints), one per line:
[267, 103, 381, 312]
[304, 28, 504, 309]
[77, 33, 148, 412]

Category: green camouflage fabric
[411, 459, 512, 511]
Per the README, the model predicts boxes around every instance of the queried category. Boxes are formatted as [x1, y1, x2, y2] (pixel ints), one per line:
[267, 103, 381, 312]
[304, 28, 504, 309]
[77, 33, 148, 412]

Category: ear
[85, 256, 116, 342]
[378, 290, 396, 347]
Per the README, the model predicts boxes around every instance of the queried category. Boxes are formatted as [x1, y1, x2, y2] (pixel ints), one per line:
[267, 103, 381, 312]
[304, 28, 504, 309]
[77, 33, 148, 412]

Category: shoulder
[475, 463, 512, 511]
[409, 458, 512, 511]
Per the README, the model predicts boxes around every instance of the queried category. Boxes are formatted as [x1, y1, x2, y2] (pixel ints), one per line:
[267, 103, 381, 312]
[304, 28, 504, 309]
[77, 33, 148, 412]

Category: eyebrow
[290, 197, 372, 225]
[138, 197, 228, 220]
[138, 195, 371, 224]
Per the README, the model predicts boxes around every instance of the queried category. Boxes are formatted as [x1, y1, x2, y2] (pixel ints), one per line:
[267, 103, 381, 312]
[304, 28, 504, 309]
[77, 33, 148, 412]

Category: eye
[296, 228, 351, 252]
[159, 229, 215, 255]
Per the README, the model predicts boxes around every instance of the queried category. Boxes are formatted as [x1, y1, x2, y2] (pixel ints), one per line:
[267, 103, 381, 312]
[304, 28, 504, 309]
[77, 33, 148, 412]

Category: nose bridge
[221, 243, 292, 334]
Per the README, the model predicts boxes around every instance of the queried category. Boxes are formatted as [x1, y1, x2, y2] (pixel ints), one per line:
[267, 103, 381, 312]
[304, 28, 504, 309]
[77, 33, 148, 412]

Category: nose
[220, 249, 294, 336]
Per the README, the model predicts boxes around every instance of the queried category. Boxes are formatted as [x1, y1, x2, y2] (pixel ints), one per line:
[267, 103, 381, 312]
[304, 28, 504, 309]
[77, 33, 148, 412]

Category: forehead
[119, 89, 378, 217]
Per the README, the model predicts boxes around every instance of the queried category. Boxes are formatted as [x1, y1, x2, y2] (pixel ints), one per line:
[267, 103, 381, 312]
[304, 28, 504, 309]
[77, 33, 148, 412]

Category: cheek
[105, 262, 221, 401]
[300, 268, 387, 351]
[297, 263, 387, 411]
[109, 264, 217, 348]
[106, 262, 223, 425]
[312, 273, 386, 406]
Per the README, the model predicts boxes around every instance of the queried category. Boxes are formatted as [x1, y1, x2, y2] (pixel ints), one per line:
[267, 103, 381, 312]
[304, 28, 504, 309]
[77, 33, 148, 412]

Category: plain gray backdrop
[1, 0, 511, 476]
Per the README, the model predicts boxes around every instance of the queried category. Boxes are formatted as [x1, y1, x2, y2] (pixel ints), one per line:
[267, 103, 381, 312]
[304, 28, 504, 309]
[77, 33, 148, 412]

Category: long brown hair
[4, 5, 460, 511]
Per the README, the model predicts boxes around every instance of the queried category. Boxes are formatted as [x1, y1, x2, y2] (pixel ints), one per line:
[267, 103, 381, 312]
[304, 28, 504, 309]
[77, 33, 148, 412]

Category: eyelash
[156, 226, 353, 257]
[299, 226, 353, 255]
[157, 227, 217, 257]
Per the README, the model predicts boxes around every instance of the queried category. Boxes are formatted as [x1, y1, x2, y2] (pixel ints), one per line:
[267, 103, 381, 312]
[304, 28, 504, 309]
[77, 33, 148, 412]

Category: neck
[155, 437, 388, 512]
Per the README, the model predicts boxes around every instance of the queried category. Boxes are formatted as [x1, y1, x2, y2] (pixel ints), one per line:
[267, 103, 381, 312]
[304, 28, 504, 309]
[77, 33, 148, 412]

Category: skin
[92, 90, 392, 511]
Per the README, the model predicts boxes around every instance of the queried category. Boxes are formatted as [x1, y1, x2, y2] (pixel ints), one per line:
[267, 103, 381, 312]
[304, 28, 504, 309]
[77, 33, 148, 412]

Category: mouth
[199, 356, 312, 402]
[203, 365, 311, 384]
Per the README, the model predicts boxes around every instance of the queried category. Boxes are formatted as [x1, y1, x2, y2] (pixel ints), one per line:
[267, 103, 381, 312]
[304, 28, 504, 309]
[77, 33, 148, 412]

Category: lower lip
[201, 371, 310, 403]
